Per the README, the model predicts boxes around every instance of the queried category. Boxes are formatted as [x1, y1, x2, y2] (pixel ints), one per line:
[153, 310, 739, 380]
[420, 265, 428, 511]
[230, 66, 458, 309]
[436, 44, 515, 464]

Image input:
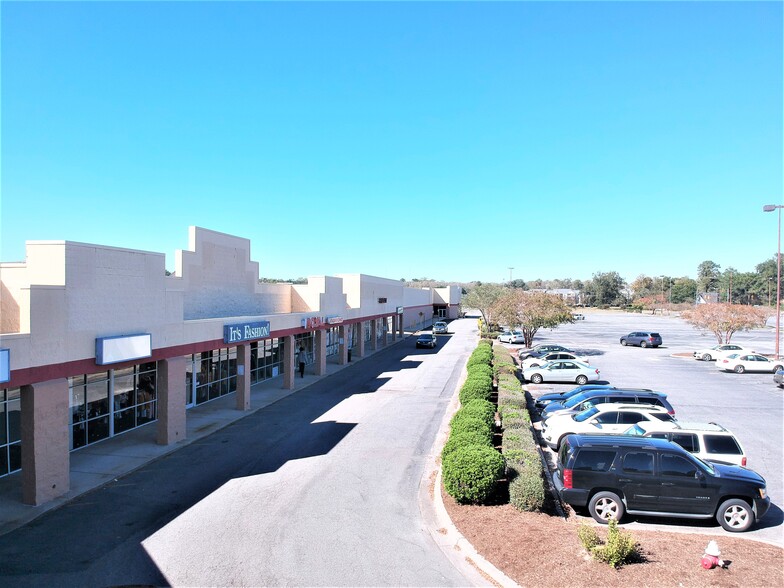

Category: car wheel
[773, 365, 784, 373]
[702, 353, 712, 361]
[576, 375, 588, 385]
[531, 374, 543, 384]
[620, 339, 627, 346]
[640, 341, 648, 348]
[717, 498, 754, 532]
[734, 365, 745, 374]
[589, 491, 625, 524]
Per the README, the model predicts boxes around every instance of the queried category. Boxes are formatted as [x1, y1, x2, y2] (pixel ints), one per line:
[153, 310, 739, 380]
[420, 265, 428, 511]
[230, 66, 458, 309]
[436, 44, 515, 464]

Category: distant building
[696, 292, 719, 304]
[529, 288, 582, 305]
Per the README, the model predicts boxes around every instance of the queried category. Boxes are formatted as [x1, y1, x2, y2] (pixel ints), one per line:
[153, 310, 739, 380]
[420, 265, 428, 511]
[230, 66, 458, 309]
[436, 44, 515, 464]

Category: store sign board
[96, 334, 152, 366]
[0, 349, 9, 384]
[224, 321, 271, 344]
[396, 306, 404, 314]
[326, 316, 343, 324]
[301, 316, 324, 329]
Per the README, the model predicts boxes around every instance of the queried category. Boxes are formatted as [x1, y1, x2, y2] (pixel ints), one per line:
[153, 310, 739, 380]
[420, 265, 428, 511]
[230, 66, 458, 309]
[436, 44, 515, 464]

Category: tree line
[457, 255, 780, 310]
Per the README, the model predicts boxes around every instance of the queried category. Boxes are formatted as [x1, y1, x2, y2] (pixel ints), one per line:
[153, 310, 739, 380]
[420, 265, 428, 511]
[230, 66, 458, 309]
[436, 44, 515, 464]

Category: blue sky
[2, 1, 782, 284]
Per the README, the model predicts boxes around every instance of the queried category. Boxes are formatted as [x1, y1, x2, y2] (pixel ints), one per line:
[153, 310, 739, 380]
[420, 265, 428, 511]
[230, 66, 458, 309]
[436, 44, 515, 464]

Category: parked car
[518, 344, 572, 360]
[534, 384, 613, 411]
[717, 353, 784, 374]
[553, 434, 769, 532]
[572, 313, 586, 321]
[539, 387, 667, 421]
[623, 421, 747, 466]
[619, 332, 662, 348]
[542, 403, 675, 450]
[416, 333, 437, 349]
[693, 343, 754, 362]
[540, 388, 675, 425]
[433, 321, 449, 334]
[498, 330, 525, 344]
[521, 351, 589, 370]
[775, 369, 784, 388]
[523, 360, 600, 385]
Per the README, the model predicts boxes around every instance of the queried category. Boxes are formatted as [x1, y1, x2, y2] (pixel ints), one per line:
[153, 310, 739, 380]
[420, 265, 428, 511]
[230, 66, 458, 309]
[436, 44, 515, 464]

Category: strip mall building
[0, 227, 461, 506]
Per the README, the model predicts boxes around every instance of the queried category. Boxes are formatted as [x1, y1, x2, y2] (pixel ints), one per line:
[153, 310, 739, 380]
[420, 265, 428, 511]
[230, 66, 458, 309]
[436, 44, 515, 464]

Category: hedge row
[493, 344, 546, 512]
[441, 342, 504, 504]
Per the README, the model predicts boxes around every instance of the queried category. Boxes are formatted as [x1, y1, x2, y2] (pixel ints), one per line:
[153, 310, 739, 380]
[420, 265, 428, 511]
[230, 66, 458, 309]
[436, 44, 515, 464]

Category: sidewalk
[0, 335, 409, 537]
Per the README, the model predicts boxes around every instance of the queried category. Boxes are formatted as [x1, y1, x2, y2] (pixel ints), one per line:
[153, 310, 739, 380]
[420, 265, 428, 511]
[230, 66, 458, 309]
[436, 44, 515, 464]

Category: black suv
[620, 332, 662, 348]
[540, 388, 674, 422]
[553, 435, 769, 532]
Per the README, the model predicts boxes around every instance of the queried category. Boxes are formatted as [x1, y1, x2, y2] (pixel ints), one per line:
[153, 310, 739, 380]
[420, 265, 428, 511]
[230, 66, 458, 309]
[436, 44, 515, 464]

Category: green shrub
[577, 523, 601, 551]
[448, 415, 493, 443]
[459, 375, 493, 404]
[467, 353, 492, 370]
[507, 458, 546, 511]
[450, 406, 494, 431]
[442, 445, 505, 504]
[459, 398, 496, 425]
[589, 520, 641, 568]
[441, 430, 492, 460]
[467, 363, 493, 381]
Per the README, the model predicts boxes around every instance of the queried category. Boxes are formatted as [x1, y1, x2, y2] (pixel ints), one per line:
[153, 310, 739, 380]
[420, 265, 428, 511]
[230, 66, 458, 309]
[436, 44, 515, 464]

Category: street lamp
[763, 204, 783, 358]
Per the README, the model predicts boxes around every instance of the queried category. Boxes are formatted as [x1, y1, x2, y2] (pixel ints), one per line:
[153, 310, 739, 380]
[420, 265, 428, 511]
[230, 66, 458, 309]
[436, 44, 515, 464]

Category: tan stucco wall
[0, 226, 461, 376]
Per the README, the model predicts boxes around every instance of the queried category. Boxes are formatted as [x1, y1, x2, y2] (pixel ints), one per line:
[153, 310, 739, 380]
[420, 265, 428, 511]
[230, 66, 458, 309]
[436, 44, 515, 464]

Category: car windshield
[574, 405, 598, 422]
[624, 424, 646, 436]
[563, 392, 593, 408]
[690, 453, 715, 475]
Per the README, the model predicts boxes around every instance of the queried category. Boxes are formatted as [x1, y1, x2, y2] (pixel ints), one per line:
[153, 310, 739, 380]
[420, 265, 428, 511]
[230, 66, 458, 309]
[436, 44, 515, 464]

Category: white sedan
[498, 330, 525, 344]
[520, 352, 589, 370]
[523, 359, 600, 385]
[693, 344, 755, 362]
[717, 353, 784, 374]
[542, 403, 675, 450]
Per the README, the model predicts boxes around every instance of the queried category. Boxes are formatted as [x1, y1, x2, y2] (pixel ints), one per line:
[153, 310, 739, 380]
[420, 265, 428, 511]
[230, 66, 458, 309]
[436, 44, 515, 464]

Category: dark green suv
[553, 434, 769, 532]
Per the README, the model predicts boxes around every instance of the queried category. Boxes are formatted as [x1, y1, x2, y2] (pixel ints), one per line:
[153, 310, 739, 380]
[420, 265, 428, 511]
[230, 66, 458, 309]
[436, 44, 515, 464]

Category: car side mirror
[694, 471, 704, 480]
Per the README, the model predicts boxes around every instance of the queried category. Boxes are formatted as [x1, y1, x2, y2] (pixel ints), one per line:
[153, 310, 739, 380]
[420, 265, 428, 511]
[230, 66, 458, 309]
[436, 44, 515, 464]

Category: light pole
[763, 204, 783, 358]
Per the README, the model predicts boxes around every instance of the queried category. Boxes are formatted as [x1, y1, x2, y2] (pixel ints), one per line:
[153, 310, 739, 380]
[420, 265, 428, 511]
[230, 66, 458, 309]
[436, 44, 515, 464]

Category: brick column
[283, 335, 295, 389]
[398, 313, 404, 338]
[20, 378, 70, 505]
[338, 325, 348, 365]
[236, 344, 251, 411]
[315, 329, 327, 375]
[370, 320, 378, 351]
[380, 317, 388, 347]
[157, 356, 187, 446]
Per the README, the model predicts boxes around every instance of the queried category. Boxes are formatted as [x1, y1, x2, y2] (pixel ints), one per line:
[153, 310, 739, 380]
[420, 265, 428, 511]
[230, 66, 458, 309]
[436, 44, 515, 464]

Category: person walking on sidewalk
[298, 344, 306, 378]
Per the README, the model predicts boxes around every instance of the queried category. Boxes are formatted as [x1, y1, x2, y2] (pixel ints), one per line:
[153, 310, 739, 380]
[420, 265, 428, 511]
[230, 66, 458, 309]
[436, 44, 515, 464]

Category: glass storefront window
[0, 388, 21, 478]
[187, 346, 242, 406]
[249, 338, 285, 385]
[68, 365, 157, 451]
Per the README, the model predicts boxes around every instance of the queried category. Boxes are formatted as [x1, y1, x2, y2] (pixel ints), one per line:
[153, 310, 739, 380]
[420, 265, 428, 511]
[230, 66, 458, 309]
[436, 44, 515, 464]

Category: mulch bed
[443, 488, 784, 587]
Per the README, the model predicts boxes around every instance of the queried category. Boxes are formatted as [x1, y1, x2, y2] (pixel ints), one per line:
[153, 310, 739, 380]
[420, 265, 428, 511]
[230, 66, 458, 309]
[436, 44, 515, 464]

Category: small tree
[491, 290, 573, 347]
[462, 283, 505, 327]
[681, 303, 770, 344]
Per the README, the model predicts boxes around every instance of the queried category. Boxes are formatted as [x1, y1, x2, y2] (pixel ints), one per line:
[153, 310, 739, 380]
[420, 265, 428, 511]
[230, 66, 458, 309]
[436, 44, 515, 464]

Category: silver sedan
[523, 359, 601, 385]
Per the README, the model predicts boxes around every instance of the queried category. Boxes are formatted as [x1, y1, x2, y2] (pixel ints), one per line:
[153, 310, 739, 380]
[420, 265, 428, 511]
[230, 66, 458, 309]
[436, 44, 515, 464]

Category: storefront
[0, 226, 461, 502]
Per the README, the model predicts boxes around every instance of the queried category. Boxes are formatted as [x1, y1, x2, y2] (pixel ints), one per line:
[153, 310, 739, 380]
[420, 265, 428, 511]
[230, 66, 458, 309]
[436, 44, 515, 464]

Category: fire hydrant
[701, 540, 725, 569]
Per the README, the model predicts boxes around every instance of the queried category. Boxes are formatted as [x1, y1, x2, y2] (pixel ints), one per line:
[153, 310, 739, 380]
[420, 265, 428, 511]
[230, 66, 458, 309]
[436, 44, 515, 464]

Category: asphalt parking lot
[502, 310, 784, 546]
